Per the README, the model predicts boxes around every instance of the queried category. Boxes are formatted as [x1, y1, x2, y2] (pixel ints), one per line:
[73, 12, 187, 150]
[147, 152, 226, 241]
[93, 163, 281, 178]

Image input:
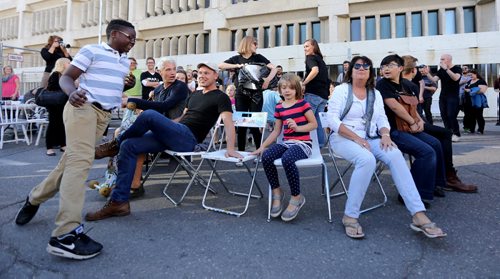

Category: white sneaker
[451, 135, 460, 142]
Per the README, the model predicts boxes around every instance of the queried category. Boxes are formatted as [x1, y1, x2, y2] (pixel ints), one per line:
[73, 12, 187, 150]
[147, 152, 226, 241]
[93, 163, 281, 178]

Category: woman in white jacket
[327, 56, 446, 239]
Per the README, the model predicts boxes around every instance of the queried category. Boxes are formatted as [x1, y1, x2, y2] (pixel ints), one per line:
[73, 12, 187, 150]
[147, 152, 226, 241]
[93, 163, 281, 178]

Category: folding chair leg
[202, 159, 262, 217]
[322, 163, 333, 223]
[141, 153, 162, 187]
[359, 172, 387, 214]
[162, 157, 216, 206]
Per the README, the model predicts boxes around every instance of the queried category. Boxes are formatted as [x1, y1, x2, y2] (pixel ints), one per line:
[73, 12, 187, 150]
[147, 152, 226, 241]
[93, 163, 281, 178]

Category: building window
[365, 16, 376, 40]
[312, 21, 321, 42]
[380, 15, 391, 39]
[203, 33, 209, 53]
[412, 12, 422, 37]
[230, 30, 236, 51]
[287, 24, 294, 45]
[299, 23, 307, 44]
[205, 0, 210, 8]
[275, 25, 282, 46]
[253, 28, 258, 39]
[264, 26, 270, 48]
[445, 9, 456, 34]
[396, 13, 406, 38]
[464, 7, 475, 33]
[350, 18, 361, 41]
[428, 10, 439, 35]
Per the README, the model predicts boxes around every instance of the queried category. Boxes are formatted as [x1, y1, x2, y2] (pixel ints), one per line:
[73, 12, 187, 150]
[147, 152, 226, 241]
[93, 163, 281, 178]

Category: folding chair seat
[267, 129, 332, 222]
[1, 102, 30, 149]
[318, 112, 387, 214]
[141, 116, 224, 206]
[201, 111, 267, 217]
[24, 103, 49, 146]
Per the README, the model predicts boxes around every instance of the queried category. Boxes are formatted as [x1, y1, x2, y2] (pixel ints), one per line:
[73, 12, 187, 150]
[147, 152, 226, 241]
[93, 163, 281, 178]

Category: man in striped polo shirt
[15, 19, 136, 260]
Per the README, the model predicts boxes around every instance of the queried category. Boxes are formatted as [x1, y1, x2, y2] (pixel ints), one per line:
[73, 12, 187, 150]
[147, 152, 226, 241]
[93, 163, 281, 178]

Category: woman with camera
[40, 35, 72, 89]
[219, 36, 277, 151]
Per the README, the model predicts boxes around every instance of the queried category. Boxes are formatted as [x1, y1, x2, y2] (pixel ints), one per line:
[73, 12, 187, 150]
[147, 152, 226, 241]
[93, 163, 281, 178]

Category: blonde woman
[219, 36, 277, 151]
[45, 57, 71, 156]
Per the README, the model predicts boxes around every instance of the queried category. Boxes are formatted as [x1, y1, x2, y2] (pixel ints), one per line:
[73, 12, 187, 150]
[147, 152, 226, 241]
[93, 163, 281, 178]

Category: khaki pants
[29, 103, 110, 236]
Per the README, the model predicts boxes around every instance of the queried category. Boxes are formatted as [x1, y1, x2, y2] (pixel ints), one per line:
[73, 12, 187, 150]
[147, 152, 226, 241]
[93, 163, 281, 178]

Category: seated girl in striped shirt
[252, 73, 318, 222]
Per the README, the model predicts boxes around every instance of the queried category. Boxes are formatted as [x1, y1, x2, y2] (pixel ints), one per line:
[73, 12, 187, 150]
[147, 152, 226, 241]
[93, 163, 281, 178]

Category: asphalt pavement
[0, 119, 499, 278]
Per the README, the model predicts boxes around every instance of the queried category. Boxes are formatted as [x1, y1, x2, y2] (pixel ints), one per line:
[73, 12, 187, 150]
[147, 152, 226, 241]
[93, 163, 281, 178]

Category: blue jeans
[439, 97, 460, 137]
[304, 93, 327, 147]
[331, 135, 426, 218]
[112, 110, 198, 202]
[390, 130, 445, 200]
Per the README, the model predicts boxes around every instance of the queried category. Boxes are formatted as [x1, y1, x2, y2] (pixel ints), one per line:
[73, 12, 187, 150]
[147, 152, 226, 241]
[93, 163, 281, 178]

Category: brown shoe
[85, 200, 130, 221]
[95, 139, 119, 159]
[445, 168, 478, 193]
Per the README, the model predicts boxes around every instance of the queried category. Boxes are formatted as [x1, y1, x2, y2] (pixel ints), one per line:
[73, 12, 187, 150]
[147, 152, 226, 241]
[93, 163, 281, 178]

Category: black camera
[58, 39, 71, 48]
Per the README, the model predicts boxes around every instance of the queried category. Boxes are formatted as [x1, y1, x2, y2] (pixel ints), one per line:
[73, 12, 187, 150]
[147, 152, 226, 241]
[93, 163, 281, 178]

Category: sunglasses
[353, 63, 371, 70]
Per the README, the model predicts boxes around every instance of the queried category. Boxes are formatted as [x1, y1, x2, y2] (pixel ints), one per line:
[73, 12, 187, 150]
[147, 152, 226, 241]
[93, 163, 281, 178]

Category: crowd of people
[10, 18, 498, 261]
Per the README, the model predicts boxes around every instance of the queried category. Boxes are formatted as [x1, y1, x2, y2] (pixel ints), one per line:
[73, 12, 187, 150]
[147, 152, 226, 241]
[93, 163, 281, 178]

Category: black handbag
[35, 88, 68, 107]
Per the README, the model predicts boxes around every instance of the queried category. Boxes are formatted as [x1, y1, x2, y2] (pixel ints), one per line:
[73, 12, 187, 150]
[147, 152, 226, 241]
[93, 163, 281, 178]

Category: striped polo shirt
[71, 43, 130, 110]
[274, 99, 312, 142]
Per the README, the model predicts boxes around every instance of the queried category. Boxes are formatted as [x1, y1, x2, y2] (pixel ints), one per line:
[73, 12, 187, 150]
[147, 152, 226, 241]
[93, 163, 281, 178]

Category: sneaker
[15, 197, 40, 225]
[47, 224, 103, 260]
[451, 135, 460, 142]
[281, 195, 306, 222]
[95, 139, 119, 159]
[85, 200, 130, 221]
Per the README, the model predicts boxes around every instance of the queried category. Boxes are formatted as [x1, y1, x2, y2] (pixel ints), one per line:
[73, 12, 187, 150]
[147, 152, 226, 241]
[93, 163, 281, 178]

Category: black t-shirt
[46, 72, 62, 91]
[180, 89, 233, 143]
[304, 55, 329, 100]
[436, 65, 462, 99]
[464, 79, 487, 106]
[129, 79, 189, 120]
[376, 78, 418, 130]
[411, 70, 422, 93]
[422, 76, 437, 99]
[41, 47, 72, 73]
[140, 71, 162, 99]
[224, 54, 271, 91]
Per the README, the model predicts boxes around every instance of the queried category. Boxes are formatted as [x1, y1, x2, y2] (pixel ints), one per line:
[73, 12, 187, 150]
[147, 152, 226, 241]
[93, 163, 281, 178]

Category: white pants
[330, 135, 426, 218]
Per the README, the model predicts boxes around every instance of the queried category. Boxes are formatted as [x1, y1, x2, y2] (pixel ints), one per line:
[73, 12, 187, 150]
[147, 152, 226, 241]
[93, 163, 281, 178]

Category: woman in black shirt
[45, 57, 71, 156]
[40, 35, 72, 89]
[219, 36, 277, 151]
[302, 39, 329, 147]
[464, 69, 488, 134]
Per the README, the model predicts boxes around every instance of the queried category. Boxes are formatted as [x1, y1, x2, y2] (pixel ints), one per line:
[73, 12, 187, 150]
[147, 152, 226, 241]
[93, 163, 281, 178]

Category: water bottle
[19, 95, 24, 103]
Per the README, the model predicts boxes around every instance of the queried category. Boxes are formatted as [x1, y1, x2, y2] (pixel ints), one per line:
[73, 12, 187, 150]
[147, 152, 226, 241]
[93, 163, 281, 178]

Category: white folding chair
[318, 112, 387, 214]
[142, 115, 223, 206]
[201, 111, 267, 217]
[23, 101, 49, 146]
[267, 129, 332, 222]
[0, 101, 30, 149]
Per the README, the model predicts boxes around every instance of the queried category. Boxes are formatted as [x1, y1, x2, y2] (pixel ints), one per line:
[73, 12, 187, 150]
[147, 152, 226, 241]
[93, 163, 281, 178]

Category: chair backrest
[232, 111, 268, 129]
[318, 111, 329, 129]
[0, 102, 22, 124]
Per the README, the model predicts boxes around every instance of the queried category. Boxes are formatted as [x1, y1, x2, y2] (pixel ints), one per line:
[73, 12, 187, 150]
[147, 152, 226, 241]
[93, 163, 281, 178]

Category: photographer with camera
[40, 35, 72, 89]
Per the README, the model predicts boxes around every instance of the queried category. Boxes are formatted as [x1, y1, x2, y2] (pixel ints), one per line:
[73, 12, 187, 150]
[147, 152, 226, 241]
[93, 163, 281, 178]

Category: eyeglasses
[380, 63, 400, 70]
[353, 63, 371, 70]
[117, 30, 136, 42]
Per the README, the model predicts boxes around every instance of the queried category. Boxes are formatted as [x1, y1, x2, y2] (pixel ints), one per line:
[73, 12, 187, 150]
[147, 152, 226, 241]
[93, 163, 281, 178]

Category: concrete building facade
[1, 0, 499, 115]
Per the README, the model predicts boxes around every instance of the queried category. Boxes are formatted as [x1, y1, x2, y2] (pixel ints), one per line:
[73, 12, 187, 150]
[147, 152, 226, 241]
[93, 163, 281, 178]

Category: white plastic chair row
[0, 101, 30, 149]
